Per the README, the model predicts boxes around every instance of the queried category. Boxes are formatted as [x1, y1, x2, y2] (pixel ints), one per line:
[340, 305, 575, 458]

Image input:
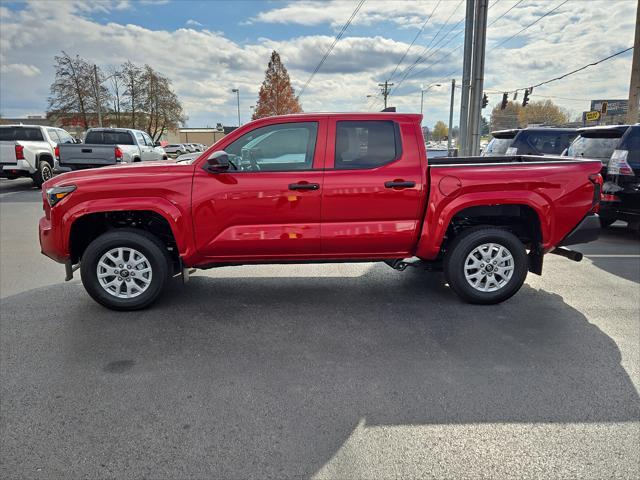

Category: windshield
[85, 130, 135, 145]
[567, 136, 620, 161]
[0, 127, 44, 142]
[484, 137, 514, 156]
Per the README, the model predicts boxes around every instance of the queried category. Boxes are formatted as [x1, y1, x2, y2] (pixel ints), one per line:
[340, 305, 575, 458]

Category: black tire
[80, 229, 171, 311]
[600, 217, 617, 228]
[32, 159, 53, 188]
[444, 227, 528, 305]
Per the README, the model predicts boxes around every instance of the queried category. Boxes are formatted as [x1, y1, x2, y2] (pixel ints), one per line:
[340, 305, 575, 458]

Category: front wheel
[444, 227, 528, 305]
[80, 229, 171, 310]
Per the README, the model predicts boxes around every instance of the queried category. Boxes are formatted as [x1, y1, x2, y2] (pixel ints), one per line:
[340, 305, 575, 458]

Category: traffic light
[482, 93, 488, 108]
[522, 88, 530, 107]
[500, 92, 508, 110]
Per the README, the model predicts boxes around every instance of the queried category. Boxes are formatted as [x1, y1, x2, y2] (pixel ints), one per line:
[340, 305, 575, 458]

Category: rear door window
[56, 129, 75, 144]
[334, 121, 400, 169]
[47, 129, 61, 143]
[0, 127, 44, 141]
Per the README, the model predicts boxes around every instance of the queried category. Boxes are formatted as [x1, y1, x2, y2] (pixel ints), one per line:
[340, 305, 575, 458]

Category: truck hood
[43, 159, 195, 189]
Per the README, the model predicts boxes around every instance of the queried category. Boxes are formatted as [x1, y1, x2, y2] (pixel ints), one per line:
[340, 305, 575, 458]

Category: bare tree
[108, 66, 124, 127]
[47, 52, 93, 129]
[121, 61, 144, 129]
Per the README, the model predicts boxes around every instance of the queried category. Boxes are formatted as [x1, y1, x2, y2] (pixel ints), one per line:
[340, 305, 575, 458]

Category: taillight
[115, 146, 123, 161]
[589, 173, 603, 213]
[15, 144, 25, 160]
[608, 150, 634, 176]
[54, 145, 60, 159]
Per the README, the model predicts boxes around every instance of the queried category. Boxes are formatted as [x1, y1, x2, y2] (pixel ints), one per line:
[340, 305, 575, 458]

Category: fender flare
[415, 191, 551, 259]
[62, 197, 194, 258]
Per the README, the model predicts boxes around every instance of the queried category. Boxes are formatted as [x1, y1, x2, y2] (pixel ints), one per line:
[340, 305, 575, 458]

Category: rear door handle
[385, 181, 415, 189]
[289, 182, 320, 191]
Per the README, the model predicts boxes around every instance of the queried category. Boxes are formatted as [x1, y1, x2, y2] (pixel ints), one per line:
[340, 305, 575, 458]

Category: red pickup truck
[39, 113, 602, 310]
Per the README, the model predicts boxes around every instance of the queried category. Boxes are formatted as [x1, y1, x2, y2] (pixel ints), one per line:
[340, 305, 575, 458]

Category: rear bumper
[558, 213, 601, 246]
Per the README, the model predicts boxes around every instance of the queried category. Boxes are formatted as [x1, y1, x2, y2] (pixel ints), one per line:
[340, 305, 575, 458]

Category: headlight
[46, 185, 76, 207]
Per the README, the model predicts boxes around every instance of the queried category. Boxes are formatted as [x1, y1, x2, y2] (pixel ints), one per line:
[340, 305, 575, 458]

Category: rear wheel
[444, 227, 528, 304]
[80, 229, 171, 310]
[32, 159, 53, 188]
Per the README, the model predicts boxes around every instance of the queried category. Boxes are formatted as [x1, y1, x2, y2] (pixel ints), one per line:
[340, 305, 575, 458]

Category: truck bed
[428, 154, 584, 166]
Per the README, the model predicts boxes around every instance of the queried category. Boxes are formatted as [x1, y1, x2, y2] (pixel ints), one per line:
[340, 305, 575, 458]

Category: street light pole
[420, 83, 442, 118]
[232, 88, 241, 126]
[447, 79, 456, 154]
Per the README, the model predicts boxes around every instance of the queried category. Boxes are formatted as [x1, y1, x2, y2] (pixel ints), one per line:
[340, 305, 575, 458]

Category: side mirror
[75, 138, 83, 144]
[203, 150, 231, 174]
[154, 141, 161, 147]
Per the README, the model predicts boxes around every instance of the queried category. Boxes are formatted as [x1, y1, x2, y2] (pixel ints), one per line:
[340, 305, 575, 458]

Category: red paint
[39, 113, 602, 269]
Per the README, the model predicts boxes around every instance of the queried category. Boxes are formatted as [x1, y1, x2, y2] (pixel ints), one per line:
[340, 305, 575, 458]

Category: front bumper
[39, 215, 69, 263]
[558, 213, 601, 247]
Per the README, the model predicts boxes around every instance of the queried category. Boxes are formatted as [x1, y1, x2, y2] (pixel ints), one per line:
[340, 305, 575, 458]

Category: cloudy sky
[0, 0, 636, 128]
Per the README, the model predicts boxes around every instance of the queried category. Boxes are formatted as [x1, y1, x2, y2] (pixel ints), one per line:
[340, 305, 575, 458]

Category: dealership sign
[590, 99, 628, 116]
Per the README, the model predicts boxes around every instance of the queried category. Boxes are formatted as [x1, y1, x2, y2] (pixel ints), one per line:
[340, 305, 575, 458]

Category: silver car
[164, 144, 188, 155]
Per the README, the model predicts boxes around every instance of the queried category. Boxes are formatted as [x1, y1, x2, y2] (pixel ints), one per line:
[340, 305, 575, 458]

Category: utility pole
[447, 79, 456, 155]
[93, 64, 102, 127]
[458, 0, 475, 156]
[627, 0, 640, 124]
[378, 81, 393, 109]
[468, 0, 488, 156]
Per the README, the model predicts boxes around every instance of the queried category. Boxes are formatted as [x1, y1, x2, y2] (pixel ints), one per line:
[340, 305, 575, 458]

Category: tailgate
[59, 144, 116, 166]
[0, 142, 17, 165]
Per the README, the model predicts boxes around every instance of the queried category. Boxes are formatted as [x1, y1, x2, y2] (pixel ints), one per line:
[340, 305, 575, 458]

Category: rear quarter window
[520, 131, 576, 155]
[85, 130, 135, 145]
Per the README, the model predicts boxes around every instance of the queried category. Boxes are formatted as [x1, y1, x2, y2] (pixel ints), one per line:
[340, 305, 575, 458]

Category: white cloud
[185, 19, 203, 28]
[0, 0, 635, 128]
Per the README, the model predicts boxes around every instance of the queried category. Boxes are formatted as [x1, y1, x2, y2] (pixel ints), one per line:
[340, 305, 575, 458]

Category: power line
[489, 0, 569, 51]
[298, 0, 365, 97]
[488, 0, 524, 27]
[394, 0, 463, 91]
[388, 0, 442, 82]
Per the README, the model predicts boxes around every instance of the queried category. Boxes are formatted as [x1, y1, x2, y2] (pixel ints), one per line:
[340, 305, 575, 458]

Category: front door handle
[385, 180, 415, 189]
[289, 182, 320, 191]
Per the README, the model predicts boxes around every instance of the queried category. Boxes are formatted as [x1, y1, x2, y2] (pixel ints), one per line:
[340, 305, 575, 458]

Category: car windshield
[484, 137, 514, 155]
[85, 130, 135, 145]
[0, 127, 44, 141]
[567, 136, 621, 161]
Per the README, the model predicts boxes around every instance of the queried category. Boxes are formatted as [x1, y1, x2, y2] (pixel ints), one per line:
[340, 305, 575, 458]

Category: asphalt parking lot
[1, 177, 639, 479]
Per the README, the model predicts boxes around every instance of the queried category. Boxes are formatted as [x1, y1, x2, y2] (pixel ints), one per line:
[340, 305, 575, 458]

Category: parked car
[0, 125, 76, 187]
[482, 129, 519, 157]
[39, 113, 602, 310]
[505, 127, 578, 156]
[181, 143, 196, 153]
[57, 128, 167, 171]
[564, 125, 630, 172]
[601, 125, 640, 228]
[164, 144, 188, 156]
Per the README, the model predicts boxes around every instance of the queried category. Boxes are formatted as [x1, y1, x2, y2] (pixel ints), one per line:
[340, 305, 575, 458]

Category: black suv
[505, 127, 577, 156]
[601, 125, 640, 228]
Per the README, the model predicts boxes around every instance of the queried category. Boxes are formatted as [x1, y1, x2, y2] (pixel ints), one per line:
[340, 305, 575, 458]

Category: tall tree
[121, 61, 144, 129]
[432, 120, 448, 141]
[518, 99, 569, 126]
[47, 52, 108, 129]
[252, 51, 302, 119]
[108, 66, 124, 127]
[490, 101, 521, 131]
